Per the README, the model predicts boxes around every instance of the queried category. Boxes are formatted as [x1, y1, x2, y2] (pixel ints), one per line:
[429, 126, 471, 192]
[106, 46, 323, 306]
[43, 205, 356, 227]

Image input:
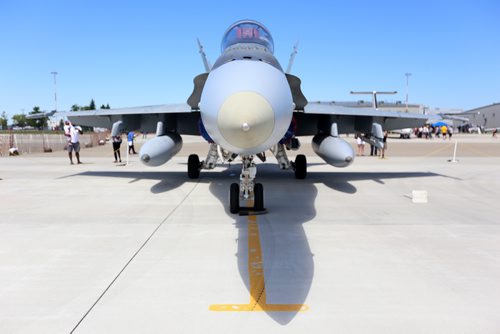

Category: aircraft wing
[295, 102, 432, 136]
[438, 113, 470, 122]
[26, 110, 57, 119]
[64, 103, 201, 135]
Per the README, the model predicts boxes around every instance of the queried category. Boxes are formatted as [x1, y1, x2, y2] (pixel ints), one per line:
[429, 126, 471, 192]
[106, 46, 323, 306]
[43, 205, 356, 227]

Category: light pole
[50, 71, 58, 111]
[405, 72, 412, 112]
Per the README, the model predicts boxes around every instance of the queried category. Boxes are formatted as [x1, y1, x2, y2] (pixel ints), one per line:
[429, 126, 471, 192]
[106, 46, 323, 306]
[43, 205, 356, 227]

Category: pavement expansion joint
[69, 181, 200, 333]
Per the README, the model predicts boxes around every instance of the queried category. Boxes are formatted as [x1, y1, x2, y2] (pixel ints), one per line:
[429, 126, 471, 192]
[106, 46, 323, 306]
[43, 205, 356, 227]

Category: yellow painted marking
[458, 144, 492, 157]
[422, 141, 493, 158]
[422, 142, 454, 157]
[210, 201, 308, 312]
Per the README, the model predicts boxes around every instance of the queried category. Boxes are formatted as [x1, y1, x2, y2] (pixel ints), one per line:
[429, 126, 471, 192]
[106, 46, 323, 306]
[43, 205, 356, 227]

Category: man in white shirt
[68, 125, 83, 164]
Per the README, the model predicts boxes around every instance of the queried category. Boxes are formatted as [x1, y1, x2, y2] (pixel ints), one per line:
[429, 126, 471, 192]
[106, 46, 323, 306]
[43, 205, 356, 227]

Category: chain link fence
[0, 132, 109, 156]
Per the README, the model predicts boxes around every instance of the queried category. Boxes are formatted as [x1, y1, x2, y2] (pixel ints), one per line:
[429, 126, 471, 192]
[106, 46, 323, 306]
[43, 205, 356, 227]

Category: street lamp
[405, 72, 412, 112]
[50, 71, 58, 111]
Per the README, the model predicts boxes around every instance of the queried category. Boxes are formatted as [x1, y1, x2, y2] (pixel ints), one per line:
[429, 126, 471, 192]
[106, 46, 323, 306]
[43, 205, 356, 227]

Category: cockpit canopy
[221, 20, 274, 54]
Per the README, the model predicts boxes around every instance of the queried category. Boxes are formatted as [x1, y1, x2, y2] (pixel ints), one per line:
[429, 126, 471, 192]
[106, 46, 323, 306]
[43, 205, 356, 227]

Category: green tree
[0, 111, 8, 129]
[12, 114, 27, 127]
[106, 104, 110, 109]
[77, 99, 97, 131]
[71, 104, 81, 111]
[100, 104, 106, 109]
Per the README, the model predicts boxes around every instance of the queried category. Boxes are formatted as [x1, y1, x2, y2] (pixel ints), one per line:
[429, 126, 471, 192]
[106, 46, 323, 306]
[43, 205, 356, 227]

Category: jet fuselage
[199, 20, 293, 155]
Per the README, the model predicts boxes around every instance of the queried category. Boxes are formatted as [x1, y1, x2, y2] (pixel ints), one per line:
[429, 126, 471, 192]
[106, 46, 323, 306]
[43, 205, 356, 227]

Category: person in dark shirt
[112, 134, 122, 163]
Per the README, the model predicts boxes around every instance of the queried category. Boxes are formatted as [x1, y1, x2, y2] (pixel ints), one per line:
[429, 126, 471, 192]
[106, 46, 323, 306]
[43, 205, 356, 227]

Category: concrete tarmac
[1, 134, 500, 333]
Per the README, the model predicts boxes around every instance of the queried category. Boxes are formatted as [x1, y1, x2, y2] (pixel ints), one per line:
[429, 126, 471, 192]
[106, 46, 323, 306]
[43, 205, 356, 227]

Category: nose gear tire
[230, 183, 240, 214]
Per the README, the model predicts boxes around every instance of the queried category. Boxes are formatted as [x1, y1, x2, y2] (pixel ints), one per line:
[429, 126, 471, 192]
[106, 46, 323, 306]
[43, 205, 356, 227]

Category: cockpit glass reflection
[221, 20, 274, 54]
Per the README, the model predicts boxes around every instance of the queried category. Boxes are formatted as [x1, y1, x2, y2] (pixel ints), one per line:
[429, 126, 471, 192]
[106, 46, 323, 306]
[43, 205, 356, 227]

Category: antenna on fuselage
[286, 41, 299, 74]
[350, 91, 397, 109]
[197, 38, 212, 73]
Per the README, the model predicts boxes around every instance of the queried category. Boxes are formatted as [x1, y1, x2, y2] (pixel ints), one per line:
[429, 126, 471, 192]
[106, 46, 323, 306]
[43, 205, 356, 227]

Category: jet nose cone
[217, 91, 274, 149]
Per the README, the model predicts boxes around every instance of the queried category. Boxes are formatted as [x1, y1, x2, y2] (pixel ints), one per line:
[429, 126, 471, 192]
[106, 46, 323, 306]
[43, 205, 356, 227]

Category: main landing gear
[271, 143, 307, 179]
[187, 143, 219, 180]
[187, 154, 200, 179]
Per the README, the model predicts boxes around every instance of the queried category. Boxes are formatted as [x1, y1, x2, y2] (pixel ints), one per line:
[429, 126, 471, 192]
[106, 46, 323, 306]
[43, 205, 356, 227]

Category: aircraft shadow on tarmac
[72, 164, 446, 325]
[207, 164, 449, 325]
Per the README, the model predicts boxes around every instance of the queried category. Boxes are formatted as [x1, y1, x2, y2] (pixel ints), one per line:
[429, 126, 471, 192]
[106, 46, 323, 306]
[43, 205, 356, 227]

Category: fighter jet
[66, 19, 428, 214]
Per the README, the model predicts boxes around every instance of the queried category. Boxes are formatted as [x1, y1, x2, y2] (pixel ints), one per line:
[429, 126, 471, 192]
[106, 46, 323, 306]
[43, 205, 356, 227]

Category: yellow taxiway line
[210, 203, 308, 312]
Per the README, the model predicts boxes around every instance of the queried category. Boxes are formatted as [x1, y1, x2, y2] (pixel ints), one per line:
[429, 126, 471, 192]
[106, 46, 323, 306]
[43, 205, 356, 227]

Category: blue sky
[1, 0, 499, 120]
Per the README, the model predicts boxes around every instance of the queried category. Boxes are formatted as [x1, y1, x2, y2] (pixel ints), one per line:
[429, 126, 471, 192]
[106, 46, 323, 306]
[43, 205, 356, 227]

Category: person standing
[423, 126, 429, 139]
[356, 134, 364, 156]
[127, 131, 137, 154]
[441, 125, 448, 140]
[112, 134, 122, 163]
[68, 124, 83, 164]
[380, 131, 388, 159]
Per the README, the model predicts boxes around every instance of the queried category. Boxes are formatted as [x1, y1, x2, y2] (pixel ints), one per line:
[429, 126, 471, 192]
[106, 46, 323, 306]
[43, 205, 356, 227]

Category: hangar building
[460, 103, 500, 130]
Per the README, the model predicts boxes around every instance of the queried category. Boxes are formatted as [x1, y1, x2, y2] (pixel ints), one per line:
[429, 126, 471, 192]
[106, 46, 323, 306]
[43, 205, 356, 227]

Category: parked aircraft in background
[60, 19, 428, 214]
[393, 128, 413, 139]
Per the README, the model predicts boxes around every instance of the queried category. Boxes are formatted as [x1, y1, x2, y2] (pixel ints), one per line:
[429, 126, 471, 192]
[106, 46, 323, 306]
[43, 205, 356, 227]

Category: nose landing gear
[186, 147, 266, 215]
[229, 155, 266, 215]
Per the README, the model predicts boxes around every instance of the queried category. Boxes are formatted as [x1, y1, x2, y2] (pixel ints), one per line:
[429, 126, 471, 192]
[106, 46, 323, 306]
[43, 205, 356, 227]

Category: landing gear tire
[230, 183, 240, 214]
[188, 154, 200, 179]
[294, 154, 307, 179]
[254, 183, 264, 211]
